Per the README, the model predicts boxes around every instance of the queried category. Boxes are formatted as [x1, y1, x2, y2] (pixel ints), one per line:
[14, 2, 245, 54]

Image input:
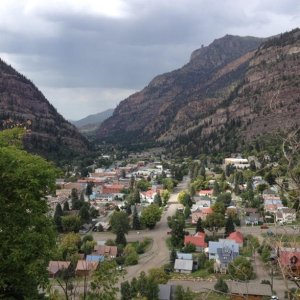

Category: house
[191, 197, 211, 212]
[191, 207, 213, 223]
[86, 255, 105, 262]
[227, 231, 244, 246]
[209, 239, 239, 273]
[229, 282, 272, 300]
[244, 213, 261, 225]
[140, 190, 157, 203]
[278, 247, 300, 277]
[224, 158, 250, 169]
[93, 245, 118, 258]
[198, 189, 213, 197]
[275, 207, 296, 224]
[176, 252, 193, 260]
[264, 199, 283, 213]
[262, 188, 277, 199]
[48, 261, 71, 278]
[75, 260, 99, 276]
[174, 259, 193, 273]
[184, 232, 207, 252]
[102, 184, 125, 194]
[158, 284, 172, 300]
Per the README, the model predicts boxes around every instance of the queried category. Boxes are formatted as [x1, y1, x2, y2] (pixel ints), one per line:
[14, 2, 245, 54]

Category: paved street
[92, 177, 188, 282]
[91, 178, 300, 299]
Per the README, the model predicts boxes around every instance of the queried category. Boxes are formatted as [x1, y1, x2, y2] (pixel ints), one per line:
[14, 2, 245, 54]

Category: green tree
[167, 212, 185, 248]
[170, 248, 177, 266]
[121, 281, 132, 300]
[204, 212, 225, 237]
[71, 188, 82, 210]
[63, 201, 70, 211]
[184, 206, 191, 219]
[162, 178, 174, 192]
[79, 204, 91, 224]
[214, 277, 229, 293]
[110, 211, 130, 246]
[61, 215, 81, 233]
[88, 260, 124, 300]
[228, 256, 254, 281]
[140, 204, 162, 229]
[183, 242, 196, 253]
[58, 232, 82, 260]
[132, 205, 141, 230]
[161, 190, 170, 206]
[148, 268, 170, 284]
[0, 129, 57, 298]
[195, 217, 205, 233]
[213, 181, 221, 196]
[178, 191, 192, 207]
[54, 203, 64, 232]
[86, 182, 94, 200]
[224, 217, 235, 237]
[154, 193, 162, 207]
[136, 179, 151, 191]
[124, 245, 139, 266]
[174, 285, 194, 300]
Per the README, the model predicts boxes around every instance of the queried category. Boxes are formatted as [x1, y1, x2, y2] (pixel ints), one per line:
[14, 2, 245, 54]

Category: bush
[125, 252, 139, 266]
[183, 242, 196, 253]
[214, 277, 229, 293]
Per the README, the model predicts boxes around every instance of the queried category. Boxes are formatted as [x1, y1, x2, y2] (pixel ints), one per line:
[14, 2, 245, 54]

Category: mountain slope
[97, 29, 300, 156]
[71, 108, 114, 128]
[97, 34, 264, 143]
[0, 59, 89, 160]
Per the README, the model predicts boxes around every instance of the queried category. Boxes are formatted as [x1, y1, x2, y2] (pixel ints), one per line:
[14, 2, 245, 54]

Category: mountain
[97, 29, 300, 155]
[0, 58, 89, 161]
[71, 108, 114, 132]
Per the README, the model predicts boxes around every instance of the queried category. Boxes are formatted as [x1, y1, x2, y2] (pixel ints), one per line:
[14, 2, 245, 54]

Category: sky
[0, 0, 299, 120]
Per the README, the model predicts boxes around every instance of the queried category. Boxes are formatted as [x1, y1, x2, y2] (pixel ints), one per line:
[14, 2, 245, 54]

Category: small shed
[174, 259, 193, 274]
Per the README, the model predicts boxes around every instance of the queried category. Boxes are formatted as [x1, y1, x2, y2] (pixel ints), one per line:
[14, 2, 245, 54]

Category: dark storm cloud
[0, 0, 298, 119]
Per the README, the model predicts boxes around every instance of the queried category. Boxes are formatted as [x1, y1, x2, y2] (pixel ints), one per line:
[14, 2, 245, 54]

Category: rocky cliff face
[0, 59, 89, 160]
[97, 29, 300, 155]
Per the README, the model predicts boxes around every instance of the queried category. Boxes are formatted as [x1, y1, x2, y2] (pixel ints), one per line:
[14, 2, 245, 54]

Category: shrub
[214, 277, 229, 293]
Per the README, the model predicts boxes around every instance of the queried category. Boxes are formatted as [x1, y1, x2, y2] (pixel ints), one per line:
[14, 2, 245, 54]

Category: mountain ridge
[0, 58, 89, 161]
[96, 29, 300, 156]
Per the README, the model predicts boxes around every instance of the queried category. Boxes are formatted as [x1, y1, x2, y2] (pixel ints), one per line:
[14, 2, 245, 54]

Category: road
[92, 177, 188, 283]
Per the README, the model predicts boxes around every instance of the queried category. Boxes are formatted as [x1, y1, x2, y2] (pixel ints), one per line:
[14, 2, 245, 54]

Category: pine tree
[54, 203, 63, 232]
[85, 182, 93, 199]
[170, 248, 177, 266]
[224, 217, 235, 237]
[154, 193, 162, 207]
[213, 181, 221, 196]
[195, 217, 204, 233]
[132, 206, 141, 230]
[63, 201, 70, 211]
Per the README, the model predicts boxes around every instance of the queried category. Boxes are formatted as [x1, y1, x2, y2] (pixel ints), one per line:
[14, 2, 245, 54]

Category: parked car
[260, 224, 269, 229]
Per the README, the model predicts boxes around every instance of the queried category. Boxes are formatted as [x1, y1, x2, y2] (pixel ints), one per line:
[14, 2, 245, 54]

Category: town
[46, 146, 300, 300]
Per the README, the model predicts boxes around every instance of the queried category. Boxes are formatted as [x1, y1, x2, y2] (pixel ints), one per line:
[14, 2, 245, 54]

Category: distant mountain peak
[96, 29, 300, 156]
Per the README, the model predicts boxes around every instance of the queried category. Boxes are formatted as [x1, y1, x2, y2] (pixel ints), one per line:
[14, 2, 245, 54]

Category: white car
[271, 296, 278, 300]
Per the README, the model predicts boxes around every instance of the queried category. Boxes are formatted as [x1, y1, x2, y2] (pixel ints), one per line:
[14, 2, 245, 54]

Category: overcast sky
[0, 0, 299, 120]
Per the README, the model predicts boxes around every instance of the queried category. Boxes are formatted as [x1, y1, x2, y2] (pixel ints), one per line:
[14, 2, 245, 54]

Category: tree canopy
[0, 129, 57, 298]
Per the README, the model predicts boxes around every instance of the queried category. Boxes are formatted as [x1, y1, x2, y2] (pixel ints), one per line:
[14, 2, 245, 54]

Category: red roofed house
[198, 189, 213, 197]
[184, 232, 207, 252]
[93, 245, 118, 258]
[227, 231, 244, 246]
[102, 184, 125, 194]
[191, 207, 213, 223]
[278, 247, 300, 277]
[75, 260, 99, 277]
[140, 190, 157, 204]
[48, 261, 71, 278]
